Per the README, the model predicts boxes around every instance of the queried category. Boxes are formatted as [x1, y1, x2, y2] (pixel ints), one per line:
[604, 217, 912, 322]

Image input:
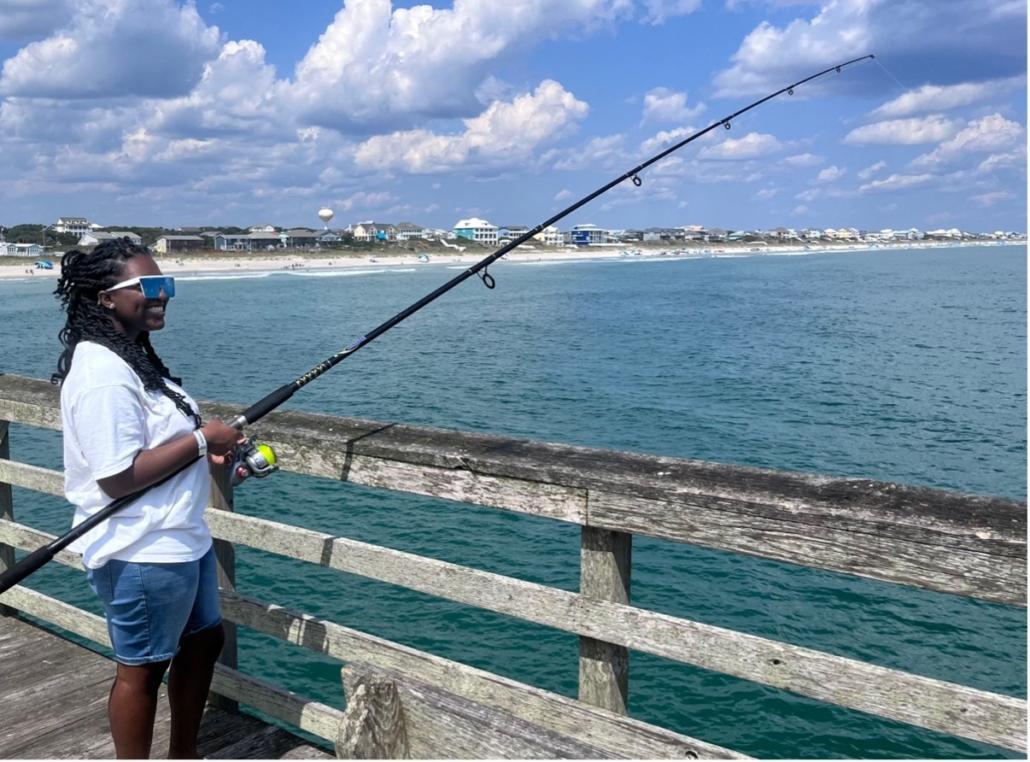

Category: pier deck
[0, 615, 332, 760]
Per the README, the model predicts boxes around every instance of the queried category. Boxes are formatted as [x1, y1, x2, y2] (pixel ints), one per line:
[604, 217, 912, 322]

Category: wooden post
[578, 526, 631, 713]
[0, 421, 14, 617]
[337, 666, 410, 759]
[209, 460, 238, 711]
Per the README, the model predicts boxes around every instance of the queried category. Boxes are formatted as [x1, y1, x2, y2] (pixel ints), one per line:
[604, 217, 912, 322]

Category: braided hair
[52, 237, 201, 427]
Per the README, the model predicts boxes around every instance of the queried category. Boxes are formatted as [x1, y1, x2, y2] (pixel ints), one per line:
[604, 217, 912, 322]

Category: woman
[53, 238, 242, 759]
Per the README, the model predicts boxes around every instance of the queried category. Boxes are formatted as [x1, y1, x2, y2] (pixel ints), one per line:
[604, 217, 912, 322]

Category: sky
[0, 0, 1025, 232]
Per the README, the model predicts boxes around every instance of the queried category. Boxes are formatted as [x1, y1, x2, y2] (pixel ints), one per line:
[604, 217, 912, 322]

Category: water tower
[317, 206, 334, 230]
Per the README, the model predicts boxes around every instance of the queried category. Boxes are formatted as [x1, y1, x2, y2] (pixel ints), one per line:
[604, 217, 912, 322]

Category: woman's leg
[108, 660, 171, 759]
[167, 623, 225, 759]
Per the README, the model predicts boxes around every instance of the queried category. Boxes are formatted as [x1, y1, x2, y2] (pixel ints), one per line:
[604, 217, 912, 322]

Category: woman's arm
[97, 419, 242, 499]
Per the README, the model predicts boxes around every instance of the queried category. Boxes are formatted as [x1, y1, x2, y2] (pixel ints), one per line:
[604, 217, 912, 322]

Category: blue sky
[0, 0, 1025, 232]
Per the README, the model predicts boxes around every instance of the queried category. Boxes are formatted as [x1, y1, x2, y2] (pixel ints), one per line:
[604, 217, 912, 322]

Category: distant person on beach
[52, 237, 242, 759]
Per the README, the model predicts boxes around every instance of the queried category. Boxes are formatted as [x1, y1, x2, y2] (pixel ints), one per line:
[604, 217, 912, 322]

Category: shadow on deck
[0, 614, 332, 759]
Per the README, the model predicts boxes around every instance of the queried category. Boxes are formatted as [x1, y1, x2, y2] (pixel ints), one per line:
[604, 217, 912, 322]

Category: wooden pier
[0, 373, 1025, 758]
[0, 615, 330, 759]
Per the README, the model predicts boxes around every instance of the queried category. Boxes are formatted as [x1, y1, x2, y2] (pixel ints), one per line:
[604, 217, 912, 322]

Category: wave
[177, 272, 275, 282]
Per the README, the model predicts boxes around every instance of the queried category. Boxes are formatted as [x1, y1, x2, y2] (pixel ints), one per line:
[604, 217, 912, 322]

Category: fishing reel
[231, 439, 279, 486]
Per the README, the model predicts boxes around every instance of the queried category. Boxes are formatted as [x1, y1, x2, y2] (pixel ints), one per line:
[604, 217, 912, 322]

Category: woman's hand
[201, 419, 245, 465]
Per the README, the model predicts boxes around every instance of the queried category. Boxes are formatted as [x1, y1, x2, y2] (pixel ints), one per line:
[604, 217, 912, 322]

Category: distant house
[453, 218, 497, 245]
[532, 225, 564, 247]
[53, 217, 91, 237]
[497, 225, 529, 243]
[0, 242, 17, 256]
[351, 222, 396, 242]
[282, 229, 320, 248]
[569, 223, 610, 245]
[395, 222, 427, 241]
[78, 231, 143, 247]
[248, 224, 277, 233]
[14, 243, 43, 256]
[155, 235, 205, 254]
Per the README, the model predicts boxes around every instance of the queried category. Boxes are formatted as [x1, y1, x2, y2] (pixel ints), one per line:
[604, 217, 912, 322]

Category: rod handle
[0, 545, 55, 595]
[234, 384, 295, 428]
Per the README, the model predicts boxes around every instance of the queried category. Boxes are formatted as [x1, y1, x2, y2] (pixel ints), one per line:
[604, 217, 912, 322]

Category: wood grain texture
[0, 373, 1023, 603]
[336, 671, 411, 759]
[221, 591, 738, 759]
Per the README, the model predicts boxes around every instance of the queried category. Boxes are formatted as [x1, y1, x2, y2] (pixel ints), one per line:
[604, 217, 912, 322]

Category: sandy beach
[0, 240, 1022, 281]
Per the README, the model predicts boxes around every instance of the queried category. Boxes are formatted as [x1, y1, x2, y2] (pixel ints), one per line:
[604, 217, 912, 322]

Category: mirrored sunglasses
[106, 275, 176, 298]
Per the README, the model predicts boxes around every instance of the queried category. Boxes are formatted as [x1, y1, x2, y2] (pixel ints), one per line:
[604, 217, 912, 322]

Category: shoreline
[1, 239, 1024, 281]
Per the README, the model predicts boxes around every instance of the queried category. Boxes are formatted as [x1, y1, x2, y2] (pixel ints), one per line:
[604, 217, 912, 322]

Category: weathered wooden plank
[0, 458, 64, 497]
[0, 585, 343, 747]
[579, 526, 631, 714]
[589, 490, 1026, 605]
[336, 672, 411, 759]
[0, 519, 85, 571]
[343, 663, 620, 760]
[208, 511, 1027, 751]
[210, 667, 344, 744]
[220, 591, 743, 759]
[0, 421, 14, 604]
[209, 458, 239, 713]
[208, 724, 332, 760]
[0, 374, 1023, 606]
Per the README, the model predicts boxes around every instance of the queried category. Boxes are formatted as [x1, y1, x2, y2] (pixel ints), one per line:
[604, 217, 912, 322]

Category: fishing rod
[0, 54, 874, 595]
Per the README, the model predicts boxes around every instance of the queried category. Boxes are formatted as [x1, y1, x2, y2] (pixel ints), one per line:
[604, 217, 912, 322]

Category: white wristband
[192, 429, 207, 458]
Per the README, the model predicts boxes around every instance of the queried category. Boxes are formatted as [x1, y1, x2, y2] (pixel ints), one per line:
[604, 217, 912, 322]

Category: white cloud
[0, 0, 222, 98]
[354, 80, 588, 173]
[554, 188, 574, 201]
[639, 127, 697, 154]
[977, 149, 1026, 174]
[151, 39, 284, 137]
[641, 87, 705, 123]
[871, 77, 1024, 118]
[781, 152, 822, 168]
[553, 133, 625, 170]
[286, 0, 628, 131]
[857, 159, 886, 179]
[971, 191, 1013, 207]
[792, 204, 809, 215]
[713, 0, 875, 97]
[816, 165, 846, 182]
[844, 115, 961, 145]
[698, 131, 783, 160]
[754, 187, 778, 200]
[640, 0, 701, 24]
[0, 0, 74, 40]
[911, 114, 1026, 169]
[335, 190, 398, 212]
[859, 172, 935, 193]
[713, 0, 1026, 98]
[795, 187, 821, 202]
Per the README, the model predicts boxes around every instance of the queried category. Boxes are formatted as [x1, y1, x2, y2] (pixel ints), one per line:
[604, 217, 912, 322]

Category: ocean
[1, 244, 1025, 758]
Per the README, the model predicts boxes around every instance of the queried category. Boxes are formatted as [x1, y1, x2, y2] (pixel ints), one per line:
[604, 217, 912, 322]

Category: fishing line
[0, 54, 876, 594]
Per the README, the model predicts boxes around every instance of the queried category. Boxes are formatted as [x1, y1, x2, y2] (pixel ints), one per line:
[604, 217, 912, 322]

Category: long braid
[53, 238, 201, 427]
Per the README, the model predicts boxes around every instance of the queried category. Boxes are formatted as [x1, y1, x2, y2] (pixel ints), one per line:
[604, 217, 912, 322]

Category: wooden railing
[0, 373, 1025, 757]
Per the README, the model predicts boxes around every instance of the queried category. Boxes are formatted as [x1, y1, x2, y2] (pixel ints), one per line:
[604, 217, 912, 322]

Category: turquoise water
[1, 245, 1025, 758]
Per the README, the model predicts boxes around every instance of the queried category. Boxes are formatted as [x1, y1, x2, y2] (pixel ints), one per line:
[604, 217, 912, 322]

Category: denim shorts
[87, 545, 222, 666]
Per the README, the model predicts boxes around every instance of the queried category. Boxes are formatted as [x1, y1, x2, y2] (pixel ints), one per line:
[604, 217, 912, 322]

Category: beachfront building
[395, 222, 428, 241]
[282, 229, 320, 248]
[497, 225, 530, 243]
[78, 231, 143, 247]
[53, 217, 92, 237]
[453, 218, 497, 245]
[351, 222, 396, 242]
[0, 242, 44, 256]
[531, 226, 564, 247]
[248, 224, 277, 233]
[568, 223, 610, 246]
[155, 235, 205, 254]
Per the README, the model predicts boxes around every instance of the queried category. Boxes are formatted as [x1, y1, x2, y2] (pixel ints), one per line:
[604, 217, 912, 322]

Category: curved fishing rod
[0, 54, 874, 595]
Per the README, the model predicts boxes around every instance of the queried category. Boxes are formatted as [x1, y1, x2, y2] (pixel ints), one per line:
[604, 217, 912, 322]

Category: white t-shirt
[61, 341, 212, 569]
